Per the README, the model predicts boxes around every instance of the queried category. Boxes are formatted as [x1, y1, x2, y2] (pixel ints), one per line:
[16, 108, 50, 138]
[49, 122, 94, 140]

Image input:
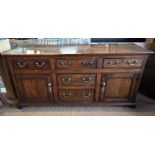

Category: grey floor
[0, 93, 155, 116]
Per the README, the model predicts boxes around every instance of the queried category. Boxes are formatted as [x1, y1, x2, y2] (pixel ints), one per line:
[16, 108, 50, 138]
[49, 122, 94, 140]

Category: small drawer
[11, 58, 50, 70]
[56, 57, 97, 70]
[57, 74, 96, 87]
[58, 89, 95, 102]
[103, 57, 144, 68]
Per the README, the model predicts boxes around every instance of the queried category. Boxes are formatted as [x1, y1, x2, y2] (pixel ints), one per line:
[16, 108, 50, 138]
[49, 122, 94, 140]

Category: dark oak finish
[11, 58, 50, 71]
[58, 89, 95, 102]
[57, 73, 96, 87]
[100, 73, 139, 102]
[15, 74, 53, 105]
[103, 56, 144, 69]
[55, 57, 97, 70]
[2, 44, 152, 108]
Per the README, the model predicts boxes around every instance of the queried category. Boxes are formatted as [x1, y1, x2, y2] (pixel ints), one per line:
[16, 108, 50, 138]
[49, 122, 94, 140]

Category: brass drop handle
[62, 77, 72, 83]
[48, 82, 52, 93]
[17, 62, 26, 68]
[59, 61, 72, 66]
[100, 81, 106, 101]
[108, 60, 120, 66]
[35, 61, 45, 67]
[101, 81, 106, 87]
[82, 92, 91, 97]
[81, 76, 92, 82]
[62, 92, 72, 97]
[128, 60, 139, 66]
[82, 60, 94, 65]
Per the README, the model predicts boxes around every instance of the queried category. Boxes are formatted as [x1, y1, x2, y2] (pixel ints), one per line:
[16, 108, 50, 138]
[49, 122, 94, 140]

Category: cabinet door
[100, 73, 139, 102]
[15, 74, 53, 104]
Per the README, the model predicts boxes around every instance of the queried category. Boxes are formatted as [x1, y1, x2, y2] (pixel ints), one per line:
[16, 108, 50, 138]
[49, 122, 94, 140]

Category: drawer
[56, 57, 97, 70]
[57, 74, 96, 87]
[11, 58, 50, 70]
[58, 89, 95, 102]
[103, 57, 144, 68]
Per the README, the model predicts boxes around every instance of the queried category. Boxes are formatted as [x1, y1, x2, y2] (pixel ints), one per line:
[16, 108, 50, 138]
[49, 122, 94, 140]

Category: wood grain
[3, 44, 152, 107]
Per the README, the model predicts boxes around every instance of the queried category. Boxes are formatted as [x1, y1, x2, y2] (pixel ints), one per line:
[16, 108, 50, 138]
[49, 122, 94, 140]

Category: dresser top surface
[2, 44, 153, 56]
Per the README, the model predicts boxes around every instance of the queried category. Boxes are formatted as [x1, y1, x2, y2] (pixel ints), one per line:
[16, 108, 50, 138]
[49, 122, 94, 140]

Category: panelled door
[100, 73, 139, 102]
[15, 74, 53, 104]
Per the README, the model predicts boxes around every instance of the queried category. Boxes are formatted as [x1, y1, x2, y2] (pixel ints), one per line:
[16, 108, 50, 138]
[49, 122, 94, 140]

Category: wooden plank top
[2, 44, 153, 56]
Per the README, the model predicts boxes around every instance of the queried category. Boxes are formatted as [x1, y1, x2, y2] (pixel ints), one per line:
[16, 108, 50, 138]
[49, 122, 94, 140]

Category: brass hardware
[82, 92, 91, 97]
[101, 81, 106, 87]
[108, 60, 120, 66]
[81, 76, 92, 82]
[62, 92, 72, 97]
[127, 60, 139, 66]
[62, 77, 72, 83]
[59, 61, 72, 66]
[82, 60, 94, 65]
[35, 61, 45, 67]
[48, 82, 52, 93]
[17, 62, 26, 68]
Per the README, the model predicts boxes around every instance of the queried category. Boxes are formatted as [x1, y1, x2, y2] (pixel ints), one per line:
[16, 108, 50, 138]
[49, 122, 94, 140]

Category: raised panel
[105, 78, 132, 98]
[15, 74, 52, 104]
[100, 73, 139, 102]
[22, 79, 48, 99]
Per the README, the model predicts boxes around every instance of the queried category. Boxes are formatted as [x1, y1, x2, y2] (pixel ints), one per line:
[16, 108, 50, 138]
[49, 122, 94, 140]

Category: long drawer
[103, 56, 144, 68]
[58, 89, 95, 102]
[10, 58, 50, 71]
[55, 57, 97, 70]
[57, 74, 96, 87]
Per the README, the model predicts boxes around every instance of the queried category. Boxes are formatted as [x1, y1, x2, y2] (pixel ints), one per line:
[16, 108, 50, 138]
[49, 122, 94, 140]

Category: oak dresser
[2, 44, 152, 108]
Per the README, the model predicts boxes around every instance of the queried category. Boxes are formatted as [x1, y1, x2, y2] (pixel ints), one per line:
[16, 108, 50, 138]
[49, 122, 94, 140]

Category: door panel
[15, 74, 53, 104]
[105, 78, 132, 98]
[22, 79, 48, 99]
[100, 73, 139, 102]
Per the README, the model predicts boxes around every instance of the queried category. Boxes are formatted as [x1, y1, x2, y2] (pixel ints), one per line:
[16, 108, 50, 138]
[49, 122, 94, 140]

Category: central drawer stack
[55, 57, 98, 102]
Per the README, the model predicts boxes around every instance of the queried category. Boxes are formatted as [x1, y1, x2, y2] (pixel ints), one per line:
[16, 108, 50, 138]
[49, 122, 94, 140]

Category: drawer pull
[108, 60, 120, 66]
[59, 61, 72, 66]
[62, 92, 72, 97]
[17, 62, 26, 68]
[82, 92, 91, 97]
[81, 76, 92, 82]
[62, 77, 72, 83]
[127, 60, 139, 66]
[82, 60, 94, 65]
[35, 61, 45, 67]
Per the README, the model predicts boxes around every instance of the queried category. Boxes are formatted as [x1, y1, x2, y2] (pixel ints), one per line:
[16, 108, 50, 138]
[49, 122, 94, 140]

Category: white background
[0, 0, 155, 37]
[0, 0, 155, 155]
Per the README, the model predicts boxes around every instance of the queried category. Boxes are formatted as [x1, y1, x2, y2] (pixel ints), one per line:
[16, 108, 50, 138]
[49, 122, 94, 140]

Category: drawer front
[58, 89, 95, 102]
[103, 57, 144, 68]
[11, 58, 50, 70]
[56, 57, 97, 70]
[57, 74, 96, 87]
